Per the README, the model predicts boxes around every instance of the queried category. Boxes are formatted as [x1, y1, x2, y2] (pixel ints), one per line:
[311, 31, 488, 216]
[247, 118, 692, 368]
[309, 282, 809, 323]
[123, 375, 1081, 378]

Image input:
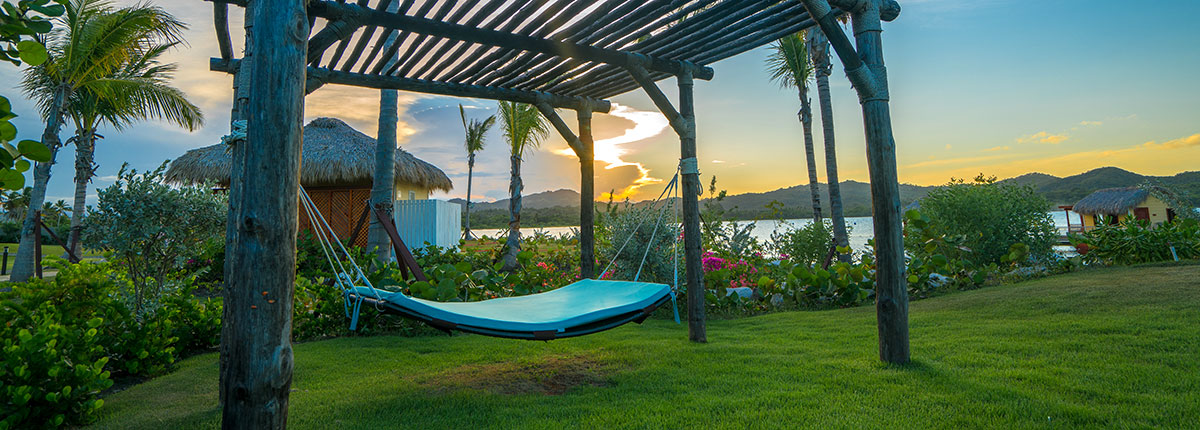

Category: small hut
[167, 117, 453, 245]
[1070, 187, 1177, 230]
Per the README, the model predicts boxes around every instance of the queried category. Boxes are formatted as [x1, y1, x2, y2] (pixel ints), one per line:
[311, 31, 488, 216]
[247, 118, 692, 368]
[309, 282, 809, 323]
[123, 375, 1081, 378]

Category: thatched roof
[1072, 187, 1153, 215]
[166, 117, 452, 191]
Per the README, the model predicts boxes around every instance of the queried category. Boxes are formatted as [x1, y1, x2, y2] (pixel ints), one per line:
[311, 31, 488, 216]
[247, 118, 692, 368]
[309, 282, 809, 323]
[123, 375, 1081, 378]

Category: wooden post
[219, 0, 307, 428]
[532, 101, 596, 279]
[801, 0, 908, 364]
[677, 68, 706, 343]
[625, 60, 707, 342]
[577, 108, 595, 279]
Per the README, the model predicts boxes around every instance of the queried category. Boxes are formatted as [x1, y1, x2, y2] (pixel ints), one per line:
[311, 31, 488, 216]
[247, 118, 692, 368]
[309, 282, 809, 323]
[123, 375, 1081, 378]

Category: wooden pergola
[210, 0, 907, 427]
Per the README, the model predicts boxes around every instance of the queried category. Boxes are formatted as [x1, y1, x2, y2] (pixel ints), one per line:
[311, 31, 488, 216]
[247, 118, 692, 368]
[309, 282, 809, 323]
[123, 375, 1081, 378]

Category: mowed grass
[0, 242, 102, 273]
[92, 264, 1200, 429]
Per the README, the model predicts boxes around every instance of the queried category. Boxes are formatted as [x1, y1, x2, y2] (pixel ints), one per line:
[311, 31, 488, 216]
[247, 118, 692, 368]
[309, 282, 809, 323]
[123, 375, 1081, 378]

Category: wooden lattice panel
[298, 187, 371, 247]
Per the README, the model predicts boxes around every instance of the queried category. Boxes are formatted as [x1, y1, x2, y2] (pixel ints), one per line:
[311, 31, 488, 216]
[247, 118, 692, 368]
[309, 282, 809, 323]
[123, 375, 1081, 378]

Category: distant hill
[456, 167, 1200, 228]
[449, 189, 582, 211]
[998, 172, 1061, 189]
[1001, 167, 1200, 206]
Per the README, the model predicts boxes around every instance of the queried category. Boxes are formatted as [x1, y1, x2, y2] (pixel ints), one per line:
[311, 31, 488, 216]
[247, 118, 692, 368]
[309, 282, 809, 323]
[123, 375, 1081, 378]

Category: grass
[91, 264, 1200, 429]
[0, 242, 103, 273]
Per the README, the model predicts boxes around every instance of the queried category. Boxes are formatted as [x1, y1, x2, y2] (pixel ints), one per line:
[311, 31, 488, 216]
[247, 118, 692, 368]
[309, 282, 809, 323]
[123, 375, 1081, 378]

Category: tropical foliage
[459, 103, 495, 240]
[11, 0, 187, 282]
[1072, 217, 1200, 265]
[907, 175, 1057, 266]
[765, 30, 822, 222]
[0, 0, 64, 191]
[496, 101, 548, 270]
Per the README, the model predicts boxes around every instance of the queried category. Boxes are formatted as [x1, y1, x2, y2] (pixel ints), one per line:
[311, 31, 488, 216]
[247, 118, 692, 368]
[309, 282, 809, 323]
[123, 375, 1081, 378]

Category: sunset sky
[4, 0, 1199, 205]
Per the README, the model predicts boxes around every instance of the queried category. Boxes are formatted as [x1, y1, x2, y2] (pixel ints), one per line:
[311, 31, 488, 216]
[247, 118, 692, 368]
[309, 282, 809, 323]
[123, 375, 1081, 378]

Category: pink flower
[702, 256, 726, 272]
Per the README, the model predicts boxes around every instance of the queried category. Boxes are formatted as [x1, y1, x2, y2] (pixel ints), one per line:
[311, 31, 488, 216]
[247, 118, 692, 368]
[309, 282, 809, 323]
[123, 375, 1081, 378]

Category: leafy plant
[81, 161, 226, 314]
[1072, 217, 1200, 265]
[909, 175, 1057, 266]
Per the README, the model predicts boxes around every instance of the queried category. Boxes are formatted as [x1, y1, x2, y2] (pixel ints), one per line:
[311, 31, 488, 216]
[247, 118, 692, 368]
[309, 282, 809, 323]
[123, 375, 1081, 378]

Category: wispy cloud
[1079, 120, 1103, 126]
[1017, 131, 1068, 144]
[984, 145, 1011, 152]
[1142, 133, 1200, 150]
[711, 159, 725, 164]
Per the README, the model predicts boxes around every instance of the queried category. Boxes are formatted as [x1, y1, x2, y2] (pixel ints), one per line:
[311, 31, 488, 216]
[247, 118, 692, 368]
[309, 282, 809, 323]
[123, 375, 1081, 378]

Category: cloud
[1017, 131, 1068, 144]
[984, 145, 1010, 152]
[1079, 120, 1103, 126]
[1142, 133, 1200, 150]
[552, 103, 670, 200]
[711, 159, 725, 164]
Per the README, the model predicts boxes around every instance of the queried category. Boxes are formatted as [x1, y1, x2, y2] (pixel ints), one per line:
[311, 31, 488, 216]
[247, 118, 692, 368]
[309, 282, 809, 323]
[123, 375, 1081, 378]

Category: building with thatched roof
[1069, 186, 1177, 230]
[166, 117, 452, 245]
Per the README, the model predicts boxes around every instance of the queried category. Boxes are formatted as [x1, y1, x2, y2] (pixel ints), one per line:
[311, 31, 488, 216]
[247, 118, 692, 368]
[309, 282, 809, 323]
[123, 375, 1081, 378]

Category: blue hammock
[298, 167, 683, 341]
[350, 280, 672, 340]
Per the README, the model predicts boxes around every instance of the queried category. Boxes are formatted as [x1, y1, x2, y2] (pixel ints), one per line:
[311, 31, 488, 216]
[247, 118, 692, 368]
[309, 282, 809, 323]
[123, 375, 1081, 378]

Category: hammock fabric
[351, 279, 672, 340]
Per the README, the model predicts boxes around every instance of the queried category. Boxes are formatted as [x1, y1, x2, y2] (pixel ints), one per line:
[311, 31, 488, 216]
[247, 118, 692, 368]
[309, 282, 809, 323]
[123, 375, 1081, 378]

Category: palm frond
[765, 31, 812, 91]
[498, 101, 548, 158]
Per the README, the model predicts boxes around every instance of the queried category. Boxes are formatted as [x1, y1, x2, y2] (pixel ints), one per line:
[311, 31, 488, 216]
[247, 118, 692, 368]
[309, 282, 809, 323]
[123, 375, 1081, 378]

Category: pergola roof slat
[470, 0, 643, 88]
[208, 0, 831, 104]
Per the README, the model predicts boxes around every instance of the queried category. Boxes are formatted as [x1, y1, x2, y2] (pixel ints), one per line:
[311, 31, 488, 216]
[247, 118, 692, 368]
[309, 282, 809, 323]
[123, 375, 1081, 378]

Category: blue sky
[3, 0, 1199, 205]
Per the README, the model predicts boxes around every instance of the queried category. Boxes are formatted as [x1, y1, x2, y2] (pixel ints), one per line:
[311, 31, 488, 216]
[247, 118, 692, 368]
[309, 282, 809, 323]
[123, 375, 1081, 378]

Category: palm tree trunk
[462, 153, 475, 240]
[799, 88, 822, 223]
[67, 128, 95, 257]
[501, 154, 522, 271]
[815, 73, 849, 262]
[10, 84, 68, 283]
[367, 89, 397, 264]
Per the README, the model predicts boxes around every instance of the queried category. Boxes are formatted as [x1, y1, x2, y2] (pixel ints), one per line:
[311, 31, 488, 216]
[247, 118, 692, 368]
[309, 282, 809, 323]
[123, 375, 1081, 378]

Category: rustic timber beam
[306, 16, 364, 65]
[211, 58, 611, 112]
[213, 2, 232, 60]
[624, 60, 685, 134]
[533, 101, 583, 156]
[298, 0, 715, 81]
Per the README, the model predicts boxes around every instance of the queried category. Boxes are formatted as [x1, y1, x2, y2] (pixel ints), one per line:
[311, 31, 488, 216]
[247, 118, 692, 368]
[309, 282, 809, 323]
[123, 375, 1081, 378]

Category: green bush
[770, 219, 838, 266]
[907, 175, 1056, 266]
[596, 199, 681, 284]
[1072, 218, 1200, 265]
[82, 162, 226, 314]
[0, 311, 111, 430]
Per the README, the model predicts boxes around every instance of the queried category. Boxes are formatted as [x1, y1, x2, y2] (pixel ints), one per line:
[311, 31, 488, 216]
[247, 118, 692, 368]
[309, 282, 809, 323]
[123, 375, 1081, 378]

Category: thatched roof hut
[166, 117, 452, 191]
[1072, 187, 1156, 215]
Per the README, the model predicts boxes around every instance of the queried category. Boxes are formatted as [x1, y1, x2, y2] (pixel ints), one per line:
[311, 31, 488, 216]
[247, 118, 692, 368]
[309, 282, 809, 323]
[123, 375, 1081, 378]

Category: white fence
[393, 199, 461, 251]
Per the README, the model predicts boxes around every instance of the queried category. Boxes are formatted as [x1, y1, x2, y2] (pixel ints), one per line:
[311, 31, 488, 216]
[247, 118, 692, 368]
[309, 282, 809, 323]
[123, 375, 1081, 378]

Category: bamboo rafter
[205, 0, 905, 105]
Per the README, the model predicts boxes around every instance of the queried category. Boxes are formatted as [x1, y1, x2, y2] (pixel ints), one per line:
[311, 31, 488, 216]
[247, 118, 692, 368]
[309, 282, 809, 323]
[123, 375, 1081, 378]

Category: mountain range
[453, 167, 1200, 227]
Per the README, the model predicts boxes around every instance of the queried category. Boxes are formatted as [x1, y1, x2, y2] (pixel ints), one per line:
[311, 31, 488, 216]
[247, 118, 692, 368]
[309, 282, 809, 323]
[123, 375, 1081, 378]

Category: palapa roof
[1072, 187, 1159, 215]
[166, 117, 452, 191]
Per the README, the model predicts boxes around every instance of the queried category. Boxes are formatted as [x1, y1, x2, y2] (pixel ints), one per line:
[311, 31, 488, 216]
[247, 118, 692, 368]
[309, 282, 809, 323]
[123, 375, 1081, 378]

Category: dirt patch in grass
[416, 354, 616, 396]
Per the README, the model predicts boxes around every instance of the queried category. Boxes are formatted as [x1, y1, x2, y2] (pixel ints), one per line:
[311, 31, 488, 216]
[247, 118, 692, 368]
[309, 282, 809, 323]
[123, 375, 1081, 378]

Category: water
[473, 211, 1083, 253]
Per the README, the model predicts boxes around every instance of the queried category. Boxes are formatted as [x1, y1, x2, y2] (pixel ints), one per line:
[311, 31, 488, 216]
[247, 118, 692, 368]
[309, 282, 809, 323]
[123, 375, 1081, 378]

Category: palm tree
[54, 42, 202, 256]
[766, 31, 823, 223]
[459, 104, 495, 241]
[1, 188, 32, 222]
[807, 28, 850, 261]
[497, 101, 548, 271]
[11, 0, 185, 282]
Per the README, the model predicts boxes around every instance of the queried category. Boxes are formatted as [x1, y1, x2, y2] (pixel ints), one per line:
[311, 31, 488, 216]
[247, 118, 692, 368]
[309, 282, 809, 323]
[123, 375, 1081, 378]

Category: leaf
[0, 168, 25, 189]
[0, 96, 10, 115]
[14, 159, 29, 172]
[16, 40, 47, 66]
[0, 120, 15, 141]
[18, 139, 50, 162]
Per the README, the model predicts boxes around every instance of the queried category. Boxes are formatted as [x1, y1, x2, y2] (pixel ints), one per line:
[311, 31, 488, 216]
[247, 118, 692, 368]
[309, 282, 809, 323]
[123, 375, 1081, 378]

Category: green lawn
[91, 264, 1200, 429]
[0, 242, 102, 273]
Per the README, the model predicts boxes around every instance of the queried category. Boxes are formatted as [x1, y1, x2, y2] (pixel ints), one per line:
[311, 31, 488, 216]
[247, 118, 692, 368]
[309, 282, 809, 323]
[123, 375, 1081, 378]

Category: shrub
[1072, 218, 1200, 265]
[596, 199, 681, 284]
[0, 310, 111, 429]
[770, 219, 838, 266]
[82, 162, 226, 314]
[908, 175, 1056, 266]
